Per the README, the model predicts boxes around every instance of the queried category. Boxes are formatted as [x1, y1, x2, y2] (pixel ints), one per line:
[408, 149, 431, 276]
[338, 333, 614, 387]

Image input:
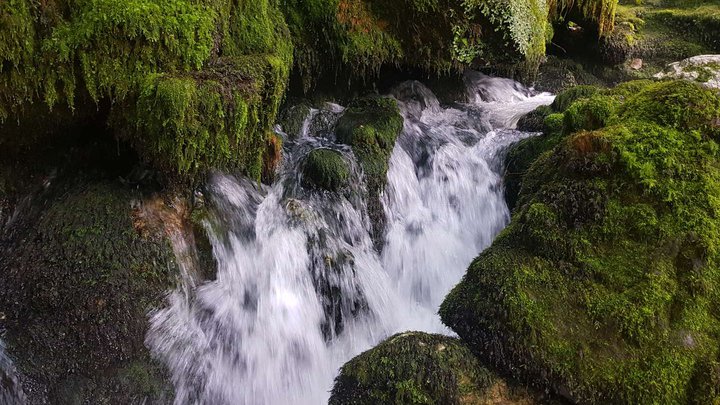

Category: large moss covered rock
[330, 332, 556, 405]
[0, 181, 179, 403]
[444, 79, 720, 404]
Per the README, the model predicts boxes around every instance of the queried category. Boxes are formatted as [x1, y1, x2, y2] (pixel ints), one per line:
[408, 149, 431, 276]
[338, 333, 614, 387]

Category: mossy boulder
[278, 99, 313, 140]
[444, 79, 720, 404]
[336, 96, 403, 247]
[618, 79, 720, 138]
[330, 332, 556, 405]
[302, 148, 350, 192]
[562, 93, 619, 133]
[0, 181, 179, 403]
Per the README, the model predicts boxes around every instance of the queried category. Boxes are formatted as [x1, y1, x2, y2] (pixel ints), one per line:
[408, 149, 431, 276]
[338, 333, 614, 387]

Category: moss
[0, 180, 178, 403]
[518, 105, 552, 132]
[551, 84, 602, 112]
[618, 80, 720, 139]
[505, 112, 566, 212]
[442, 79, 720, 404]
[562, 94, 619, 133]
[550, 0, 618, 36]
[278, 99, 313, 139]
[544, 112, 565, 133]
[282, 0, 575, 89]
[600, 2, 720, 72]
[302, 148, 350, 191]
[118, 53, 291, 183]
[329, 332, 553, 405]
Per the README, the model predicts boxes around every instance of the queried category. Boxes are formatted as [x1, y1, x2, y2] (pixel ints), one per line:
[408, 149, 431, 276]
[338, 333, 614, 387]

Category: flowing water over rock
[147, 73, 554, 405]
[1, 340, 26, 405]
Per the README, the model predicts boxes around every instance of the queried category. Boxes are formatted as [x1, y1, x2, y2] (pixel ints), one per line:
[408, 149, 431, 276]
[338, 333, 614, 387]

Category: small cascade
[0, 340, 26, 405]
[147, 72, 554, 404]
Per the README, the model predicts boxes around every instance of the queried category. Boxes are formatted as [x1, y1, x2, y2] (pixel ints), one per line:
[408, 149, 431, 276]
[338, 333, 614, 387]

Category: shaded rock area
[0, 180, 179, 404]
[330, 332, 562, 405]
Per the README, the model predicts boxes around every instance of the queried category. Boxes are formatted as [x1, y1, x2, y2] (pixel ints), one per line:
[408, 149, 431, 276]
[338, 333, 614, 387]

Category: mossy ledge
[443, 79, 720, 404]
[330, 332, 559, 405]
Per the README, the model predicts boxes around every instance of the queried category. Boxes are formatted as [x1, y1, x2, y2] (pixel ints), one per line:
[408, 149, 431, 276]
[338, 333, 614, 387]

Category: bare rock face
[655, 55, 720, 89]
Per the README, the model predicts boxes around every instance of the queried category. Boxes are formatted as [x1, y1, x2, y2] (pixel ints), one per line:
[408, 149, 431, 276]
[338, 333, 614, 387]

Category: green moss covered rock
[336, 96, 403, 246]
[517, 104, 552, 132]
[302, 148, 350, 191]
[0, 181, 179, 403]
[330, 332, 556, 405]
[444, 79, 720, 404]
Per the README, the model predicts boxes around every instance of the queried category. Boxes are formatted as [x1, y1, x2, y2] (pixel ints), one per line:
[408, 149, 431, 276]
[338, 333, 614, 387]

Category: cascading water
[147, 72, 554, 405]
[1, 339, 26, 405]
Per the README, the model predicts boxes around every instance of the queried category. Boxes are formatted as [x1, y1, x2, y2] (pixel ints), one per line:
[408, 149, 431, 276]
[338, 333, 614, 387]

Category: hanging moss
[442, 79, 720, 404]
[1, 0, 293, 182]
[281, 0, 563, 89]
[549, 0, 618, 36]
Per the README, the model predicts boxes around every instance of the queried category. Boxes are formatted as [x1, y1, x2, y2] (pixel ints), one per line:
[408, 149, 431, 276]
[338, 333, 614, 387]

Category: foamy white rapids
[147, 72, 554, 405]
[1, 340, 26, 405]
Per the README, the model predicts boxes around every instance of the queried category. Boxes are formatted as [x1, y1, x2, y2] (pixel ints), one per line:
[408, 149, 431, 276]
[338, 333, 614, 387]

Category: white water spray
[1, 340, 26, 405]
[147, 73, 554, 404]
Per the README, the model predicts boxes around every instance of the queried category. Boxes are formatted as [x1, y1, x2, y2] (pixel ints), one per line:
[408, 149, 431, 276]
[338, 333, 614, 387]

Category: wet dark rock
[0, 180, 178, 404]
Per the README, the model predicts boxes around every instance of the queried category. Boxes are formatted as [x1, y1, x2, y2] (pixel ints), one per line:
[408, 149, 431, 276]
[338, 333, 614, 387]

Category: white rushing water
[147, 72, 554, 405]
[1, 339, 26, 405]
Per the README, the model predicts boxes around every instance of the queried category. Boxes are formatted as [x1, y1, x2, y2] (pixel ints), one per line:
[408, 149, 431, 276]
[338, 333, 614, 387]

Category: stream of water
[146, 73, 554, 405]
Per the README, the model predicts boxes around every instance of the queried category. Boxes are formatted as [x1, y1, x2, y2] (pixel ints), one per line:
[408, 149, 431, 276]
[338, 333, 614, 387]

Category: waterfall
[147, 73, 554, 405]
[1, 340, 26, 405]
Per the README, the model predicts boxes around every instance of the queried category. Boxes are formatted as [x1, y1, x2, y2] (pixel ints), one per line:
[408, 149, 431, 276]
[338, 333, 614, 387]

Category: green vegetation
[302, 148, 350, 191]
[0, 0, 628, 180]
[600, 1, 720, 72]
[330, 332, 552, 405]
[443, 79, 720, 404]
